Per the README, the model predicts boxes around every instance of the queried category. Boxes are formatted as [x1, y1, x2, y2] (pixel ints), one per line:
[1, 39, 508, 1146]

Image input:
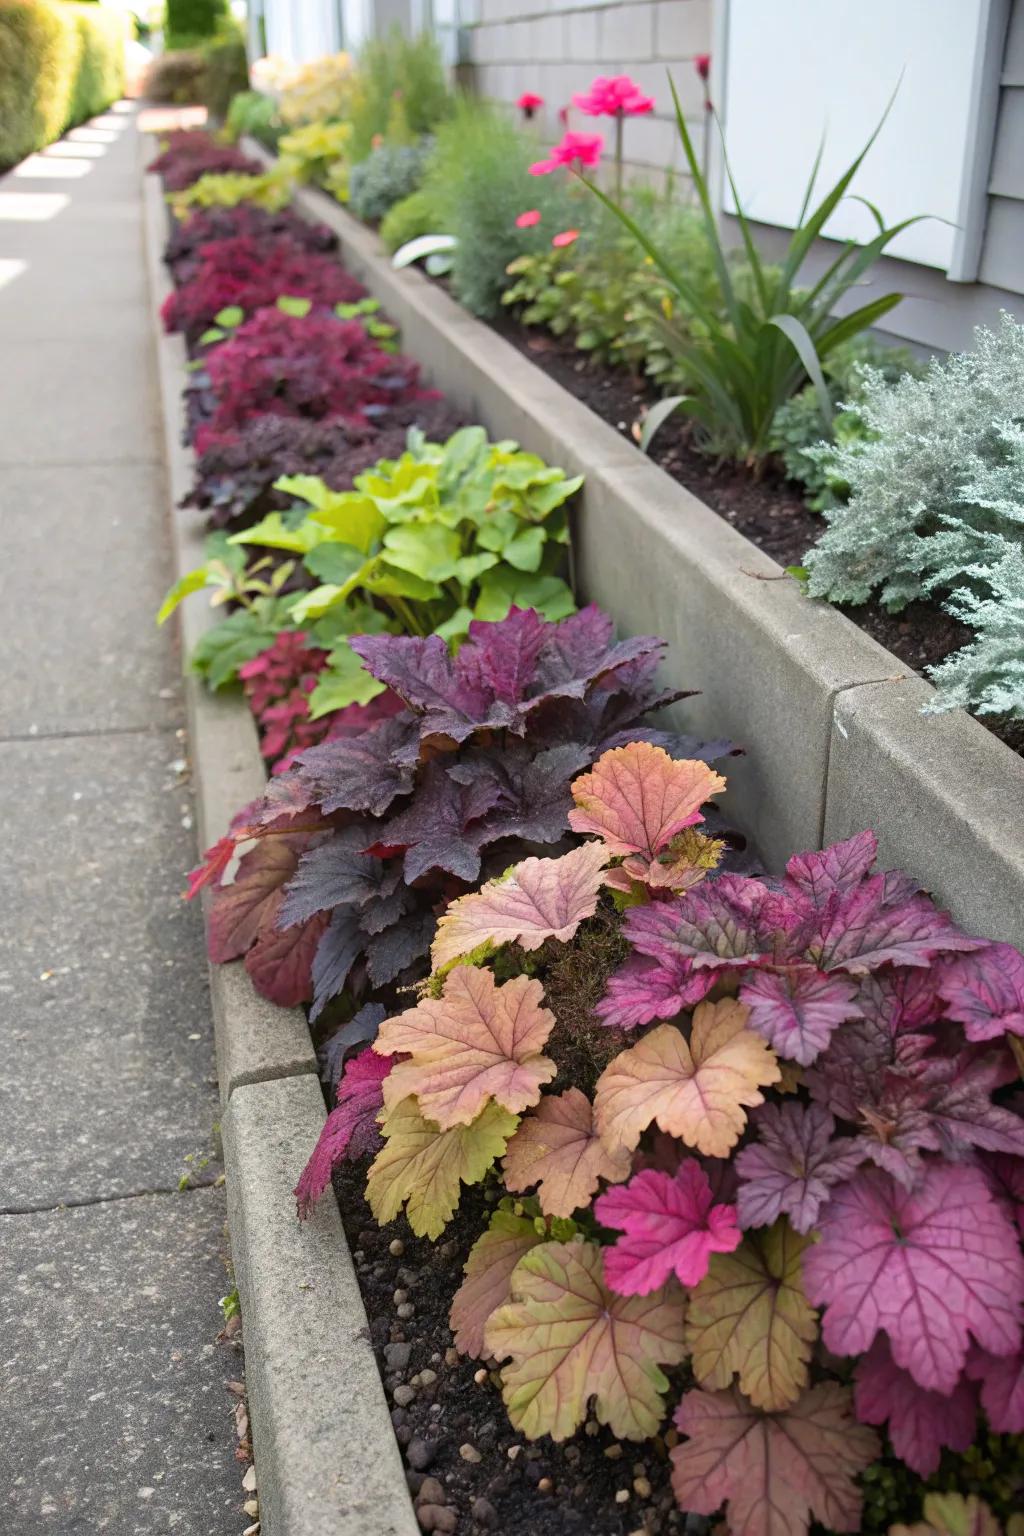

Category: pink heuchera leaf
[670, 1383, 880, 1536]
[450, 1210, 545, 1357]
[966, 1345, 1024, 1433]
[812, 874, 984, 974]
[568, 743, 725, 858]
[784, 830, 879, 904]
[186, 832, 237, 899]
[854, 1338, 978, 1478]
[802, 1163, 1024, 1393]
[294, 1049, 394, 1217]
[502, 1087, 631, 1218]
[595, 952, 715, 1029]
[739, 969, 863, 1066]
[980, 1151, 1024, 1237]
[936, 942, 1024, 1041]
[735, 1103, 863, 1234]
[430, 843, 608, 972]
[594, 1162, 741, 1295]
[375, 965, 556, 1128]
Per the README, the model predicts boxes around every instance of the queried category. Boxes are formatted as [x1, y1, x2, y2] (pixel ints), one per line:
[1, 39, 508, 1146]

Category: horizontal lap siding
[465, 0, 711, 184]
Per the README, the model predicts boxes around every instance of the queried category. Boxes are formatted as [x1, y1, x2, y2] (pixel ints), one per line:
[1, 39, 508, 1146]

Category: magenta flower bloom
[552, 228, 579, 248]
[515, 209, 542, 228]
[572, 74, 655, 118]
[528, 130, 604, 176]
[694, 53, 711, 82]
[517, 91, 544, 120]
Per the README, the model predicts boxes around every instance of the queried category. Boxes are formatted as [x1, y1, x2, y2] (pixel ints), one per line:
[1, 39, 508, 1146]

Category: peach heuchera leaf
[671, 1383, 880, 1536]
[450, 1210, 546, 1357]
[802, 1163, 1024, 1393]
[854, 1338, 978, 1478]
[594, 1162, 741, 1295]
[593, 999, 781, 1157]
[365, 1098, 517, 1239]
[484, 1239, 686, 1442]
[502, 1087, 631, 1218]
[889, 1493, 1014, 1536]
[568, 743, 725, 858]
[375, 965, 556, 1128]
[685, 1222, 817, 1411]
[430, 843, 608, 972]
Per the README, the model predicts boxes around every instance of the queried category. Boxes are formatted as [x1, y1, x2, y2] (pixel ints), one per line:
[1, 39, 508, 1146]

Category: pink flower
[552, 229, 579, 248]
[572, 74, 654, 118]
[528, 130, 604, 176]
[695, 54, 711, 82]
[515, 209, 542, 228]
[517, 91, 544, 119]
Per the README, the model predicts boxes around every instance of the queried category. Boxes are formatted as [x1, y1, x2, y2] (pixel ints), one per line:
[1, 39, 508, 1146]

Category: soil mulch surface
[333, 1162, 693, 1536]
[494, 323, 1024, 760]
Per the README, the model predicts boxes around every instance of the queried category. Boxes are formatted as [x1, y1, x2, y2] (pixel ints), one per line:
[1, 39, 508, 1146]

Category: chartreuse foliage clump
[287, 731, 1024, 1536]
[164, 426, 581, 702]
[805, 315, 1024, 718]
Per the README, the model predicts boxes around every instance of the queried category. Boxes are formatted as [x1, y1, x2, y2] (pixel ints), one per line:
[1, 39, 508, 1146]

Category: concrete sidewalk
[0, 106, 243, 1534]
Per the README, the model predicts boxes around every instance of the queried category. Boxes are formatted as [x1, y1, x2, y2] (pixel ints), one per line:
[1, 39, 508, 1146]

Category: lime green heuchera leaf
[431, 843, 609, 973]
[365, 1098, 517, 1240]
[484, 1239, 687, 1441]
[891, 1493, 1021, 1536]
[686, 1222, 817, 1410]
[375, 966, 557, 1129]
[307, 638, 386, 720]
[474, 566, 576, 623]
[450, 1210, 546, 1357]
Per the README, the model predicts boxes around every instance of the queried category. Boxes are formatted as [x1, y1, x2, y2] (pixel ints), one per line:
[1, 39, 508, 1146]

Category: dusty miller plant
[804, 314, 1024, 717]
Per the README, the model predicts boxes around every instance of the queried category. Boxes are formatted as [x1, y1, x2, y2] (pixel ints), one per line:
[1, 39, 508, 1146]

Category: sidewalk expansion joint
[1, 1179, 220, 1217]
[0, 722, 184, 746]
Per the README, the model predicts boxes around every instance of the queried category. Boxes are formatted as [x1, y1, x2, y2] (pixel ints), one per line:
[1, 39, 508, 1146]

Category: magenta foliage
[161, 234, 367, 341]
[149, 129, 261, 192]
[165, 204, 338, 284]
[802, 1162, 1024, 1394]
[190, 307, 429, 445]
[294, 1047, 394, 1216]
[239, 631, 330, 772]
[853, 1338, 978, 1477]
[594, 1162, 741, 1295]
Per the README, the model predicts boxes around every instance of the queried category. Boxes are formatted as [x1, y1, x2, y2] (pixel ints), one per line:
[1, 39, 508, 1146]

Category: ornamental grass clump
[805, 314, 1024, 718]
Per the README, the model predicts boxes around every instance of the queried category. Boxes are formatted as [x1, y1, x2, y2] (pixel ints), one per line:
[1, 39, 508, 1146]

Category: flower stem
[615, 115, 624, 201]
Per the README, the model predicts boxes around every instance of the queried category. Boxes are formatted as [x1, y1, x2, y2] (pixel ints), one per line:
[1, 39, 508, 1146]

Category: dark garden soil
[492, 321, 1024, 760]
[332, 1160, 693, 1536]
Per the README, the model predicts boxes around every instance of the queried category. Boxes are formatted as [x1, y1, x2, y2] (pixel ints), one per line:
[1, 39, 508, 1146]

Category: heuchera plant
[191, 605, 715, 1022]
[184, 402, 465, 529]
[309, 736, 1024, 1536]
[164, 203, 338, 285]
[161, 234, 368, 342]
[149, 130, 262, 192]
[239, 631, 330, 772]
[185, 307, 430, 447]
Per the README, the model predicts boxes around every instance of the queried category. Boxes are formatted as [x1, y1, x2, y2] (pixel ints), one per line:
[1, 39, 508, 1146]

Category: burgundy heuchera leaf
[595, 1163, 741, 1295]
[802, 1163, 1024, 1393]
[965, 1344, 1024, 1433]
[854, 1338, 978, 1478]
[735, 1102, 863, 1234]
[295, 1048, 394, 1217]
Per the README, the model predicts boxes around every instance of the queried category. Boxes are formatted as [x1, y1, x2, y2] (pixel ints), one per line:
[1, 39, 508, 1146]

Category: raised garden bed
[143, 124, 1024, 1536]
[246, 141, 1024, 955]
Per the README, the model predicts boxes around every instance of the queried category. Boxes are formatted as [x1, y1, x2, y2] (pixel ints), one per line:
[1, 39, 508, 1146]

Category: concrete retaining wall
[246, 140, 1024, 951]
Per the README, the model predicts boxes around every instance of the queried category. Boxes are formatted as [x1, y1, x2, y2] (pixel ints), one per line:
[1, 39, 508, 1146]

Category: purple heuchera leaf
[802, 1163, 1024, 1393]
[594, 952, 715, 1029]
[810, 873, 983, 975]
[935, 942, 1024, 1041]
[278, 824, 401, 928]
[739, 969, 862, 1066]
[804, 970, 939, 1123]
[293, 715, 420, 816]
[594, 1163, 741, 1295]
[784, 830, 880, 904]
[966, 1344, 1024, 1433]
[295, 1048, 394, 1216]
[853, 1338, 978, 1478]
[309, 909, 364, 1022]
[734, 1103, 863, 1233]
[318, 1002, 388, 1093]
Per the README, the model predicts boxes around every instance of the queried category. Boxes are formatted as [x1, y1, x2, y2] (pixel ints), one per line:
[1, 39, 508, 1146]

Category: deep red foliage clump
[240, 632, 331, 772]
[185, 400, 468, 527]
[164, 204, 338, 285]
[149, 130, 261, 192]
[161, 234, 368, 341]
[189, 307, 432, 446]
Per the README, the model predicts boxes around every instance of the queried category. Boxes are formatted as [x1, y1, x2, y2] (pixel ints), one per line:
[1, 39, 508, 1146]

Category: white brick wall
[464, 0, 712, 178]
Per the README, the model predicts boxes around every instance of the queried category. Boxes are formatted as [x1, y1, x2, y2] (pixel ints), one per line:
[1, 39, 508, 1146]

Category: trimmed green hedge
[0, 0, 126, 169]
